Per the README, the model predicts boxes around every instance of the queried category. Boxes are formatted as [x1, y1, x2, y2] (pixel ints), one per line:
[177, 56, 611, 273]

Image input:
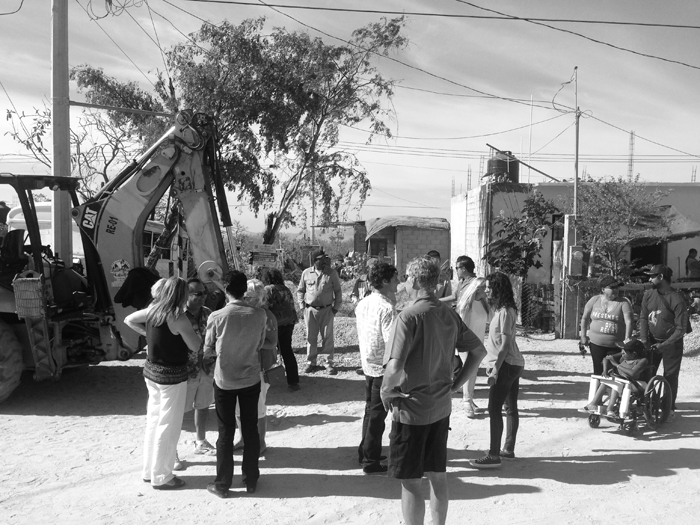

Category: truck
[0, 110, 232, 403]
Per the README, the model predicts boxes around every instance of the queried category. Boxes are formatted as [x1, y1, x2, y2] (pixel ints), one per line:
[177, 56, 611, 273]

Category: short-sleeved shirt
[356, 292, 396, 377]
[587, 296, 628, 347]
[203, 301, 267, 390]
[485, 307, 524, 369]
[384, 291, 484, 426]
[297, 266, 342, 310]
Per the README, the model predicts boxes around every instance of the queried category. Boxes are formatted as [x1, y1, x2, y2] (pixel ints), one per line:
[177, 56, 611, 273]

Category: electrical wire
[145, 0, 173, 85]
[343, 113, 567, 141]
[180, 1, 700, 29]
[0, 0, 24, 16]
[454, 1, 700, 72]
[74, 0, 158, 90]
[531, 121, 576, 155]
[252, 0, 553, 111]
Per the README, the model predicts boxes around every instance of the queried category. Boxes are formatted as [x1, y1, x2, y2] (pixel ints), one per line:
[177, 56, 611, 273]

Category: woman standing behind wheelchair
[579, 276, 634, 376]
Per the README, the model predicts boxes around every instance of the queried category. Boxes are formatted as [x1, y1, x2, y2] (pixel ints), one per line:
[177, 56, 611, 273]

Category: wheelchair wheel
[588, 414, 600, 428]
[643, 376, 672, 430]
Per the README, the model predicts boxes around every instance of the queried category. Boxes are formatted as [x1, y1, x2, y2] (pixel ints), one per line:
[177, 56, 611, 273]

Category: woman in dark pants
[579, 276, 633, 375]
[471, 272, 525, 469]
[258, 267, 300, 389]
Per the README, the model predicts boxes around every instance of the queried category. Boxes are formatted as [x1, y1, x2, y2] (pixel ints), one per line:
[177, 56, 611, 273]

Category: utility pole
[573, 66, 580, 217]
[627, 130, 635, 180]
[52, 0, 73, 266]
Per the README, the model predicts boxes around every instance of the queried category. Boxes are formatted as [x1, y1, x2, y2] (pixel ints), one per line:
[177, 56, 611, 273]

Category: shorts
[388, 416, 450, 479]
[185, 370, 215, 411]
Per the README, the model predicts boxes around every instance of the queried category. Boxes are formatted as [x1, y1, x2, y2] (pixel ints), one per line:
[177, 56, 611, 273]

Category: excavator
[0, 110, 232, 403]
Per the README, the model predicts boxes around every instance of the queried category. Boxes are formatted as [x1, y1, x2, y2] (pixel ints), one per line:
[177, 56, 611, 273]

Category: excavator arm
[72, 110, 230, 359]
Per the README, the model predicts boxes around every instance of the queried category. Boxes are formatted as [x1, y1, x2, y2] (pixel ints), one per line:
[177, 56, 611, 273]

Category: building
[451, 180, 700, 336]
[365, 216, 450, 273]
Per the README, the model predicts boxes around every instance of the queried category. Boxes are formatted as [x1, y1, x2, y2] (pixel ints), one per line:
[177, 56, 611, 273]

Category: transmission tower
[467, 165, 472, 191]
[627, 130, 635, 180]
[692, 166, 697, 183]
[451, 175, 455, 197]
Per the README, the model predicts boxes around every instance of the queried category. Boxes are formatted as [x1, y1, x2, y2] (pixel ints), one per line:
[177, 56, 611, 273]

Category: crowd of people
[121, 247, 692, 525]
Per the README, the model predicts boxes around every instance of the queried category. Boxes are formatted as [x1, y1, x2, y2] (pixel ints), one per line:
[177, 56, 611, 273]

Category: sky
[1, 0, 699, 235]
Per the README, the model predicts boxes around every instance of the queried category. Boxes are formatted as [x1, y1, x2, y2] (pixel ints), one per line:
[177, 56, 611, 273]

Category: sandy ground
[1, 318, 699, 525]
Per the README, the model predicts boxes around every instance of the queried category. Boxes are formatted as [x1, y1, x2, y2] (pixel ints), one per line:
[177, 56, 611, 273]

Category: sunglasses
[189, 291, 206, 297]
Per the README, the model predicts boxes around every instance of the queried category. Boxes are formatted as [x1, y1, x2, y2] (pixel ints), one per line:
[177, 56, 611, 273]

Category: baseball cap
[311, 249, 327, 260]
[615, 337, 646, 355]
[599, 275, 624, 289]
[646, 264, 673, 280]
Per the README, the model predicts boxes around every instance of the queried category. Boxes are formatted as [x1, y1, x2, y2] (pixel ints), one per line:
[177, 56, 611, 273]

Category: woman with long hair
[125, 276, 201, 490]
[579, 275, 633, 375]
[471, 272, 524, 469]
[258, 267, 299, 389]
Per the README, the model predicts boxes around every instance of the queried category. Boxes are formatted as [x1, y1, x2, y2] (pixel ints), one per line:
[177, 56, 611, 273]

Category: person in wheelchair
[580, 338, 648, 417]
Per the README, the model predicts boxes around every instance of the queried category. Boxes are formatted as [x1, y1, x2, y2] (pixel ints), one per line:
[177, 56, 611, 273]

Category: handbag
[263, 364, 287, 386]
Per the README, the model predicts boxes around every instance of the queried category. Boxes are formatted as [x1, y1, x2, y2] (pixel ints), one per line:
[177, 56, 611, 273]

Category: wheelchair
[582, 353, 672, 435]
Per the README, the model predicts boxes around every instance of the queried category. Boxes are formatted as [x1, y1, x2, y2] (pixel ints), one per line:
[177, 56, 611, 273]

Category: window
[368, 238, 387, 257]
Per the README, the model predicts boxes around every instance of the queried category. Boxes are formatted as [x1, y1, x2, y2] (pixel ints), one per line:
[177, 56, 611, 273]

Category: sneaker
[153, 476, 185, 490]
[326, 365, 338, 375]
[194, 440, 216, 455]
[470, 454, 501, 469]
[500, 449, 515, 460]
[470, 400, 481, 413]
[173, 452, 184, 471]
[363, 463, 388, 475]
[304, 363, 318, 374]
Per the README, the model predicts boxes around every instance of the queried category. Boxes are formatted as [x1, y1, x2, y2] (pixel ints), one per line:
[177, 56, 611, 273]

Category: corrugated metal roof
[365, 216, 450, 240]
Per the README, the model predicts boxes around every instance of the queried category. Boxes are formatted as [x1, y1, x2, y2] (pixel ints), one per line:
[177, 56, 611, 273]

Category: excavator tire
[0, 319, 24, 403]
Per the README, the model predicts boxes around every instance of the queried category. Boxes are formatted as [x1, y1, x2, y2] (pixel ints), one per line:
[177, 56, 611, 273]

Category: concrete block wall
[395, 227, 450, 274]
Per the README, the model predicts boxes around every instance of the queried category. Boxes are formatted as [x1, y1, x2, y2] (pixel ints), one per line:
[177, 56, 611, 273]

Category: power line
[252, 0, 552, 111]
[455, 0, 700, 72]
[0, 0, 24, 16]
[343, 113, 567, 141]
[74, 0, 158, 90]
[181, 1, 700, 29]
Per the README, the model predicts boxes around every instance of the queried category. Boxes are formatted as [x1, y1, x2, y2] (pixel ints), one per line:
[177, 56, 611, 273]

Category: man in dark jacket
[639, 264, 688, 421]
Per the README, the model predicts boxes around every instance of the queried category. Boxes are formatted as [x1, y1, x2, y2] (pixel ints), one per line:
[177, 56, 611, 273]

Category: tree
[485, 190, 560, 278]
[73, 16, 407, 243]
[570, 175, 670, 278]
[6, 103, 146, 201]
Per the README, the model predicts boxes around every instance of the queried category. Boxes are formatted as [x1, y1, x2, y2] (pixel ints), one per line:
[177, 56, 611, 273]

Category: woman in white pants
[125, 277, 201, 490]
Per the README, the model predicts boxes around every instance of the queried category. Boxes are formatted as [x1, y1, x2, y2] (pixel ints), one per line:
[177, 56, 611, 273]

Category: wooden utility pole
[52, 0, 73, 265]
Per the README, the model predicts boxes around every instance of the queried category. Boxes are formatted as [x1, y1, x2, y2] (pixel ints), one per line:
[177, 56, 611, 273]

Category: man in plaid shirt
[355, 262, 399, 475]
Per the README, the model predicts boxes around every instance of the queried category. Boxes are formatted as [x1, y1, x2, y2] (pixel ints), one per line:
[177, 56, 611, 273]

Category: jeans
[488, 361, 524, 456]
[214, 381, 260, 490]
[649, 339, 683, 410]
[358, 375, 387, 466]
[278, 324, 299, 385]
[589, 343, 619, 376]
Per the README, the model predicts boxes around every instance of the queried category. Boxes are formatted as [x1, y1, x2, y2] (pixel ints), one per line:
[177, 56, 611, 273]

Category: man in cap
[639, 264, 688, 421]
[297, 249, 343, 375]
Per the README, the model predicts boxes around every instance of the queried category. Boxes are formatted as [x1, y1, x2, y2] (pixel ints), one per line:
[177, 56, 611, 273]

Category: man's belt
[308, 303, 333, 309]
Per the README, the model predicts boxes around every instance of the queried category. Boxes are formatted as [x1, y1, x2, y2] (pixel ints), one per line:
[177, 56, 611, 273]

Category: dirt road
[1, 322, 698, 524]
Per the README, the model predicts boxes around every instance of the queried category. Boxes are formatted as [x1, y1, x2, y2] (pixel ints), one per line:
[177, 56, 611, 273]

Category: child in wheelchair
[579, 338, 649, 418]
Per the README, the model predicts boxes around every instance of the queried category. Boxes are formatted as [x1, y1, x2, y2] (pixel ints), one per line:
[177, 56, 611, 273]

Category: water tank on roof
[486, 151, 519, 183]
